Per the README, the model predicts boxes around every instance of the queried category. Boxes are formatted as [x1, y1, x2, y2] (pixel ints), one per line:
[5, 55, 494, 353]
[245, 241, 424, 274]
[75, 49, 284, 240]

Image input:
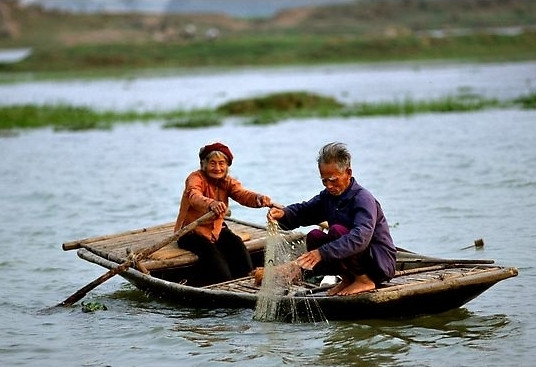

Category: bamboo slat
[380, 265, 502, 292]
[65, 218, 305, 272]
[62, 222, 174, 251]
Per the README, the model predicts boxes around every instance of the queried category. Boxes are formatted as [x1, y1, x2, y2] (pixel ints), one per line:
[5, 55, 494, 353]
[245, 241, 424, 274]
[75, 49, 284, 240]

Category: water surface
[0, 62, 534, 366]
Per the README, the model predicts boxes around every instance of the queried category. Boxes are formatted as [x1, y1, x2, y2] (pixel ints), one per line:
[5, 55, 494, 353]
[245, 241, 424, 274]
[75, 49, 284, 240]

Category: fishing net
[253, 222, 327, 323]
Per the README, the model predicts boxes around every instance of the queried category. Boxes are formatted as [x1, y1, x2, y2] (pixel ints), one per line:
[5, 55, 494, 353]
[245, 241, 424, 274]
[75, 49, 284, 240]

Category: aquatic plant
[81, 301, 108, 313]
[0, 104, 187, 131]
[163, 111, 223, 129]
[217, 91, 343, 115]
[514, 92, 536, 109]
[0, 91, 529, 131]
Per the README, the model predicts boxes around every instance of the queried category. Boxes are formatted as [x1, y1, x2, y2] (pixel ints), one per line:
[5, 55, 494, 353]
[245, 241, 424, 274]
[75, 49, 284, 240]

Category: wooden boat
[63, 217, 518, 321]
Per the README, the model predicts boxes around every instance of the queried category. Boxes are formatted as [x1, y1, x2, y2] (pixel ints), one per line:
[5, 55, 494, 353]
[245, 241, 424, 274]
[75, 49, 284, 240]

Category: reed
[0, 91, 532, 131]
[217, 91, 343, 115]
[0, 104, 190, 131]
[162, 110, 223, 129]
[345, 94, 501, 117]
[514, 92, 536, 109]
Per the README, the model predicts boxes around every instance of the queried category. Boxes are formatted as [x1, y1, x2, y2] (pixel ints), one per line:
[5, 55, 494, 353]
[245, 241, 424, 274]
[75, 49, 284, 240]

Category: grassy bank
[0, 0, 535, 79]
[2, 32, 535, 76]
[1, 91, 533, 131]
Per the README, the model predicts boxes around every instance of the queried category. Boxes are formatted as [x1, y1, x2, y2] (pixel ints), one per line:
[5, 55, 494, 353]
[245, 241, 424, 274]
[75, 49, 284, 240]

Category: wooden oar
[57, 211, 215, 307]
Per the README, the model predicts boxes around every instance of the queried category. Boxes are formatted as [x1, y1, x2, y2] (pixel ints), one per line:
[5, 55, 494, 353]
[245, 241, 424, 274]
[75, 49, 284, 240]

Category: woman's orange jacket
[174, 170, 263, 242]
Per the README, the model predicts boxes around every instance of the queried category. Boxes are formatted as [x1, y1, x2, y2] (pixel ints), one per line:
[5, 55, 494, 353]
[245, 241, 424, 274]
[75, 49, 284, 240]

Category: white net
[253, 222, 327, 323]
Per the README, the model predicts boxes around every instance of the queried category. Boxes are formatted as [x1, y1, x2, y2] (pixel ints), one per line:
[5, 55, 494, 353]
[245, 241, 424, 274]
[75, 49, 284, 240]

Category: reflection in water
[317, 308, 514, 366]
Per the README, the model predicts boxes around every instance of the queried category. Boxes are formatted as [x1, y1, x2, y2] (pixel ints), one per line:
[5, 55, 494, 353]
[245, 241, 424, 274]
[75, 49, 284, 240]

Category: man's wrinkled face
[319, 162, 352, 196]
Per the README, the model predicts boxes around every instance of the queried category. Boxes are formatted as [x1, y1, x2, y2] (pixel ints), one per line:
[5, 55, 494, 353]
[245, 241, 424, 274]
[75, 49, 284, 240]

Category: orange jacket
[174, 170, 263, 242]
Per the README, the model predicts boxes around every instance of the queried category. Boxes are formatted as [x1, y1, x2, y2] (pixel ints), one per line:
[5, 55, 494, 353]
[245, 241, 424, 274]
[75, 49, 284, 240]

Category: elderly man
[268, 142, 396, 295]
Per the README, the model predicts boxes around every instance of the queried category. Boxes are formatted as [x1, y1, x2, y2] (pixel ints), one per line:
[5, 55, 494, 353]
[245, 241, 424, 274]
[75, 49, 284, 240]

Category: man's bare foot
[336, 274, 376, 295]
[274, 262, 302, 285]
[326, 276, 352, 296]
[252, 262, 302, 286]
[250, 267, 264, 286]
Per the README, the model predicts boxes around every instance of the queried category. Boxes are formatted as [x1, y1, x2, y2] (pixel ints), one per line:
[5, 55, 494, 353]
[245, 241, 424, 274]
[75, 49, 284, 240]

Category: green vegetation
[0, 0, 535, 79]
[81, 301, 108, 313]
[217, 91, 343, 114]
[216, 91, 344, 125]
[1, 1, 535, 130]
[2, 32, 535, 78]
[515, 93, 536, 109]
[0, 104, 190, 130]
[162, 110, 222, 129]
[345, 93, 501, 117]
[1, 91, 533, 131]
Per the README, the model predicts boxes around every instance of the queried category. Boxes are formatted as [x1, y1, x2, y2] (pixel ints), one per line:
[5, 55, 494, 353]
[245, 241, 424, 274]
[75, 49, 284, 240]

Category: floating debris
[81, 301, 108, 313]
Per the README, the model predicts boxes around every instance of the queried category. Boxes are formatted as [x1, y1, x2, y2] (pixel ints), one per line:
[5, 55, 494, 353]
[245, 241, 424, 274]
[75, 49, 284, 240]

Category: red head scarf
[198, 142, 233, 166]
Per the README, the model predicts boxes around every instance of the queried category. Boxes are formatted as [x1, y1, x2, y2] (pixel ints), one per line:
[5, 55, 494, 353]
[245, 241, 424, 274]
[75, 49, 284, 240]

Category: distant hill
[1, 0, 535, 73]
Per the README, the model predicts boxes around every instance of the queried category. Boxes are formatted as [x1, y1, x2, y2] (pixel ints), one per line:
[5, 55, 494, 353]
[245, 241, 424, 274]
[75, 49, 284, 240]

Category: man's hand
[267, 207, 285, 222]
[296, 249, 322, 271]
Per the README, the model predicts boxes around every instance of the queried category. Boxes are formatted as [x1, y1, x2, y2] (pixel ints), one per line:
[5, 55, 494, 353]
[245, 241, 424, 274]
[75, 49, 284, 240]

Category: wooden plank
[63, 222, 174, 251]
[66, 218, 305, 272]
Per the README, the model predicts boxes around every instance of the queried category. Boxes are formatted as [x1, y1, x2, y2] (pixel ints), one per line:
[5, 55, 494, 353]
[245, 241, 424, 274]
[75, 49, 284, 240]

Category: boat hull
[78, 248, 517, 321]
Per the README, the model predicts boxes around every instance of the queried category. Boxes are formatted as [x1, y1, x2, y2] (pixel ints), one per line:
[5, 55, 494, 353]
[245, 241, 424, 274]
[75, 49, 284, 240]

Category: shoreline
[2, 57, 536, 85]
[1, 0, 535, 78]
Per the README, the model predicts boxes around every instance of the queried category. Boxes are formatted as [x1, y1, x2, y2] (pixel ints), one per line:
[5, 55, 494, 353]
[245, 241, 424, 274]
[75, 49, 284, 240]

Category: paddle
[57, 211, 215, 307]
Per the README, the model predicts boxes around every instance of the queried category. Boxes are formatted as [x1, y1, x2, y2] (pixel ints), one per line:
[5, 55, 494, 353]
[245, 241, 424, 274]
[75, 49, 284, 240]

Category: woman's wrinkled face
[319, 162, 352, 196]
[204, 154, 228, 180]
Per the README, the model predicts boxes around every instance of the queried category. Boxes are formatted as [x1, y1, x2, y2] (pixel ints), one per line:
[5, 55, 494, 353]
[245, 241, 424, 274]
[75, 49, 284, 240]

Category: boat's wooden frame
[63, 218, 518, 321]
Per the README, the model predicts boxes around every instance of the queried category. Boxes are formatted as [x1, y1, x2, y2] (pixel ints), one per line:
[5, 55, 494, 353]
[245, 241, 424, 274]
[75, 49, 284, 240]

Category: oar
[57, 211, 215, 307]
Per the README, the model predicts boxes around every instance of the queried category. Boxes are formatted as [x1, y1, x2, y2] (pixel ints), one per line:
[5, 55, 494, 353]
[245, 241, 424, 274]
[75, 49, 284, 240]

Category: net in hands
[253, 221, 327, 323]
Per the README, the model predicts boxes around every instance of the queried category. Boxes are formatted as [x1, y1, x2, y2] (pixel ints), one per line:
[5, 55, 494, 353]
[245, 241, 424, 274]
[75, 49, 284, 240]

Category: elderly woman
[175, 142, 272, 285]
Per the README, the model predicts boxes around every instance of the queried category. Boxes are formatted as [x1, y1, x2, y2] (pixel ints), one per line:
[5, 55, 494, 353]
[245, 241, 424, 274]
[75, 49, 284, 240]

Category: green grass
[1, 91, 533, 131]
[0, 104, 192, 131]
[1, 0, 536, 80]
[162, 111, 223, 129]
[2, 32, 535, 76]
[217, 91, 343, 115]
[345, 94, 501, 117]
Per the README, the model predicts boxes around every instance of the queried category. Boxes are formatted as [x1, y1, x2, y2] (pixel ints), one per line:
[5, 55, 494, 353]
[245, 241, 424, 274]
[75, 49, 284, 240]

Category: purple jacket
[279, 177, 397, 279]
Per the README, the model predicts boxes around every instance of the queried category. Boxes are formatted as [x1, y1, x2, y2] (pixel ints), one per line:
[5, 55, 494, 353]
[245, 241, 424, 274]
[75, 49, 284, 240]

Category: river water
[1, 62, 535, 366]
[22, 0, 354, 17]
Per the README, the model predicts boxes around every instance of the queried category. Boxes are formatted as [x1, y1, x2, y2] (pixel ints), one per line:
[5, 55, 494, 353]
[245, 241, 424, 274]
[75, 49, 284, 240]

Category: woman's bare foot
[336, 274, 376, 295]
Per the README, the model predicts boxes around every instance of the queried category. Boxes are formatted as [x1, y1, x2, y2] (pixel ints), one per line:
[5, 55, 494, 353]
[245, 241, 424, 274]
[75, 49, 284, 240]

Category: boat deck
[199, 263, 517, 297]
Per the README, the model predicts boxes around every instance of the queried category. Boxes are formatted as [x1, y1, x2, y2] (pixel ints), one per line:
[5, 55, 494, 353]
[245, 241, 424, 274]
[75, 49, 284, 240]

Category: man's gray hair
[317, 142, 351, 171]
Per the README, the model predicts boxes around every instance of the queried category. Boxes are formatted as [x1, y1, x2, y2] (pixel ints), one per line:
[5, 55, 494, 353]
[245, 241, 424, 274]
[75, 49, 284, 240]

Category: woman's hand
[209, 201, 227, 216]
[256, 195, 272, 208]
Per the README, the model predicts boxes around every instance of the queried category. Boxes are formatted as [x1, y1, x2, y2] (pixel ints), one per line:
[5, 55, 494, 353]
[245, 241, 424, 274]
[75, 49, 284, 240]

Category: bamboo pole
[57, 211, 214, 307]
